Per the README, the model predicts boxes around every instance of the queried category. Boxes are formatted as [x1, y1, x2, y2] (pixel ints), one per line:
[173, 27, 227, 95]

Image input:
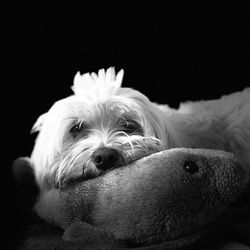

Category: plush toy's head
[31, 148, 246, 249]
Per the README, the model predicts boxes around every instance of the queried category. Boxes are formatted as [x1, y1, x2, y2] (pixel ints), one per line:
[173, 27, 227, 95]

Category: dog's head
[31, 68, 174, 190]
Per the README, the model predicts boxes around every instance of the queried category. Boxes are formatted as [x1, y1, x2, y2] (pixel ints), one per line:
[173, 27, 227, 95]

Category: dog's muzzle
[92, 147, 122, 170]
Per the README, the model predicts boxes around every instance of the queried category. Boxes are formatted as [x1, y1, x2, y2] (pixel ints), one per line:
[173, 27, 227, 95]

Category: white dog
[30, 68, 250, 191]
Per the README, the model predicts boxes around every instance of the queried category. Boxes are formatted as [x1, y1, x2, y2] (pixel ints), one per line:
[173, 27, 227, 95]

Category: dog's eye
[183, 161, 199, 174]
[70, 122, 87, 135]
[122, 120, 143, 135]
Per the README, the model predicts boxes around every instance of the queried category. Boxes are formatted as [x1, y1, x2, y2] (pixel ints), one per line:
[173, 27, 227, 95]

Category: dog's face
[31, 68, 170, 190]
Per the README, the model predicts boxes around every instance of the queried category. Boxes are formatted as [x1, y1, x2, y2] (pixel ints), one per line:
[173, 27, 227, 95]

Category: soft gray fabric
[24, 148, 247, 249]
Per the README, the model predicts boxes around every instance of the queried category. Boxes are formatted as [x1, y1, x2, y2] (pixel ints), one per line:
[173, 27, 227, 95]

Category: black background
[5, 2, 250, 248]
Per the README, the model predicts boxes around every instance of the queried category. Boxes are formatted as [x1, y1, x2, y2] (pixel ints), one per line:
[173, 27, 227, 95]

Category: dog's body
[30, 68, 250, 191]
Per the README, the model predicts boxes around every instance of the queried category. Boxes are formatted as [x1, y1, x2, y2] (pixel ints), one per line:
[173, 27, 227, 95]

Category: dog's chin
[88, 147, 159, 177]
[53, 141, 162, 189]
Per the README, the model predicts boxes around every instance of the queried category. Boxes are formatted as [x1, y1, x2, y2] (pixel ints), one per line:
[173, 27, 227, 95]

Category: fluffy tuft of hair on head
[72, 67, 124, 103]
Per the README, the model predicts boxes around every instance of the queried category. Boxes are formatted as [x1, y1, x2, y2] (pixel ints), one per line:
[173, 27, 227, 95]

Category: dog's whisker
[57, 146, 93, 186]
[113, 131, 135, 152]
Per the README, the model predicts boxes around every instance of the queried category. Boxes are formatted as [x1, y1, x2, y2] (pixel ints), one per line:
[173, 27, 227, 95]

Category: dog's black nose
[92, 148, 121, 170]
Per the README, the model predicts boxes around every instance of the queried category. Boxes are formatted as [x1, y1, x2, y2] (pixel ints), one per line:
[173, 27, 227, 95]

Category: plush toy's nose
[92, 148, 121, 170]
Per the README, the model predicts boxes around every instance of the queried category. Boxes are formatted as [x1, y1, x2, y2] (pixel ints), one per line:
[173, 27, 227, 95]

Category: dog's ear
[31, 113, 48, 133]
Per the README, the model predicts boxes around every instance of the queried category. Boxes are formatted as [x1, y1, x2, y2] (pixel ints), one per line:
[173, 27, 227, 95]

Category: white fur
[31, 67, 250, 191]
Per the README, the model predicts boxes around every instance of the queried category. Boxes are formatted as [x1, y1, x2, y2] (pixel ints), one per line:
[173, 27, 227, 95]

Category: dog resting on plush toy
[30, 67, 250, 191]
[17, 148, 248, 249]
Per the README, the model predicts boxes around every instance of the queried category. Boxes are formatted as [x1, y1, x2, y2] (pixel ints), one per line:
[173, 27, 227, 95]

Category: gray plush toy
[15, 148, 249, 249]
